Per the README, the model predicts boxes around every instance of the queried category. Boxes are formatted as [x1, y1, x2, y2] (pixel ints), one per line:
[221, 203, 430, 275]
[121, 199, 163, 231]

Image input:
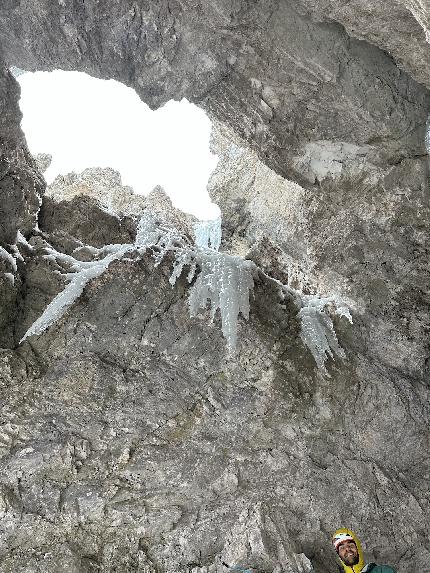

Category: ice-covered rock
[20, 243, 133, 342]
[23, 211, 351, 370]
[194, 216, 222, 251]
[0, 1, 429, 570]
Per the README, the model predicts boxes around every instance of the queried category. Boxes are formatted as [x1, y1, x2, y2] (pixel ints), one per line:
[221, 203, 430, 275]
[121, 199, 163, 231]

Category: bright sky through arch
[17, 70, 220, 220]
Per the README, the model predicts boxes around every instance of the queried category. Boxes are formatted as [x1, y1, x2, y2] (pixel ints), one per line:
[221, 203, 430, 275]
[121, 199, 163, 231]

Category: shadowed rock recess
[0, 2, 429, 572]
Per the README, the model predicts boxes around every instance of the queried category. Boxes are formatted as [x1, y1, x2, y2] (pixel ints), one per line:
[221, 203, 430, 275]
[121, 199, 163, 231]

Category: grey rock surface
[209, 122, 430, 384]
[1, 240, 429, 573]
[0, 1, 430, 183]
[0, 65, 44, 246]
[39, 195, 136, 251]
[0, 1, 429, 572]
[46, 167, 196, 236]
[0, 64, 44, 347]
[0, 184, 428, 572]
[294, 0, 430, 94]
[34, 152, 52, 175]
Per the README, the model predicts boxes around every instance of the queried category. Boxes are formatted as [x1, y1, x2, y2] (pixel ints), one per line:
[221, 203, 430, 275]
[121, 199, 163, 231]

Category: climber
[332, 529, 396, 573]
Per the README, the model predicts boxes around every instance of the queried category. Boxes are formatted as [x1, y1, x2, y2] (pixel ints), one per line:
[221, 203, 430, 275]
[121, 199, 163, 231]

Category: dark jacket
[363, 565, 396, 573]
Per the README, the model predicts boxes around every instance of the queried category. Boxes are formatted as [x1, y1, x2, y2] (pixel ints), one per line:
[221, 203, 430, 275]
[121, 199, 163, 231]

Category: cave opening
[0, 2, 428, 570]
[14, 68, 220, 221]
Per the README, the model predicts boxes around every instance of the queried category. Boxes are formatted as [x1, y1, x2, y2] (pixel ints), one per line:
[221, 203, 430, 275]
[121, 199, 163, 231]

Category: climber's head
[337, 539, 359, 565]
[332, 529, 365, 573]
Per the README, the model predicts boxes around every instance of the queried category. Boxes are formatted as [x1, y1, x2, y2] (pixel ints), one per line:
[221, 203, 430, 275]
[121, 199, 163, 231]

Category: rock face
[1, 1, 430, 183]
[0, 2, 429, 573]
[294, 0, 430, 94]
[209, 122, 430, 383]
[0, 199, 429, 573]
[0, 66, 43, 246]
[0, 64, 44, 348]
[45, 167, 196, 233]
[45, 168, 145, 215]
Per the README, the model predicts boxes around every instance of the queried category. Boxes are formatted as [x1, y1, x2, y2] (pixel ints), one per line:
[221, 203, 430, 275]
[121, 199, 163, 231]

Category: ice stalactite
[260, 270, 352, 376]
[0, 246, 18, 274]
[0, 233, 22, 286]
[20, 243, 134, 341]
[150, 215, 253, 353]
[298, 295, 352, 376]
[21, 213, 351, 373]
[187, 250, 254, 353]
[194, 216, 222, 251]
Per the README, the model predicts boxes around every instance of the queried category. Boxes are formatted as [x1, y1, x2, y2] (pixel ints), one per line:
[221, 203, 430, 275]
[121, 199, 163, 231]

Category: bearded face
[338, 541, 360, 566]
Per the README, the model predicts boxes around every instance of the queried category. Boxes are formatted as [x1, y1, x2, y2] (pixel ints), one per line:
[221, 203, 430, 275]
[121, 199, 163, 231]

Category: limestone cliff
[0, 2, 429, 572]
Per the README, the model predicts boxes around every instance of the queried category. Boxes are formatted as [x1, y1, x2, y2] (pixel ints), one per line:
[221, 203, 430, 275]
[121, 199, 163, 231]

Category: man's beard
[341, 552, 359, 566]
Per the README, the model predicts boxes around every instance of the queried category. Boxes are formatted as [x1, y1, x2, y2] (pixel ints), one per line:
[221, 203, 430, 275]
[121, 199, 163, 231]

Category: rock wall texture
[209, 122, 430, 383]
[294, 0, 430, 92]
[0, 65, 43, 246]
[1, 1, 430, 181]
[0, 194, 429, 573]
[0, 2, 429, 572]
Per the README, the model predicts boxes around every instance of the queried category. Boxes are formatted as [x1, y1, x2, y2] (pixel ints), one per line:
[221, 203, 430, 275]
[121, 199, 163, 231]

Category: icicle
[0, 246, 17, 273]
[298, 295, 347, 376]
[187, 260, 197, 283]
[169, 247, 194, 286]
[21, 244, 132, 342]
[194, 216, 222, 251]
[188, 250, 254, 353]
[258, 270, 351, 375]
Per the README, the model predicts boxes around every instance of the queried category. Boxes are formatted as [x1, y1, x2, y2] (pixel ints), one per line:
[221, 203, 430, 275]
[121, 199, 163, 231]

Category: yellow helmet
[332, 528, 365, 573]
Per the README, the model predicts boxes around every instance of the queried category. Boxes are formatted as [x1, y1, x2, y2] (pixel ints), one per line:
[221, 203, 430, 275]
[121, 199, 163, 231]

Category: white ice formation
[187, 251, 254, 352]
[148, 216, 253, 354]
[135, 211, 162, 247]
[0, 230, 30, 286]
[298, 295, 352, 376]
[194, 216, 222, 251]
[21, 243, 133, 342]
[21, 213, 351, 373]
[0, 246, 18, 273]
[425, 114, 430, 152]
